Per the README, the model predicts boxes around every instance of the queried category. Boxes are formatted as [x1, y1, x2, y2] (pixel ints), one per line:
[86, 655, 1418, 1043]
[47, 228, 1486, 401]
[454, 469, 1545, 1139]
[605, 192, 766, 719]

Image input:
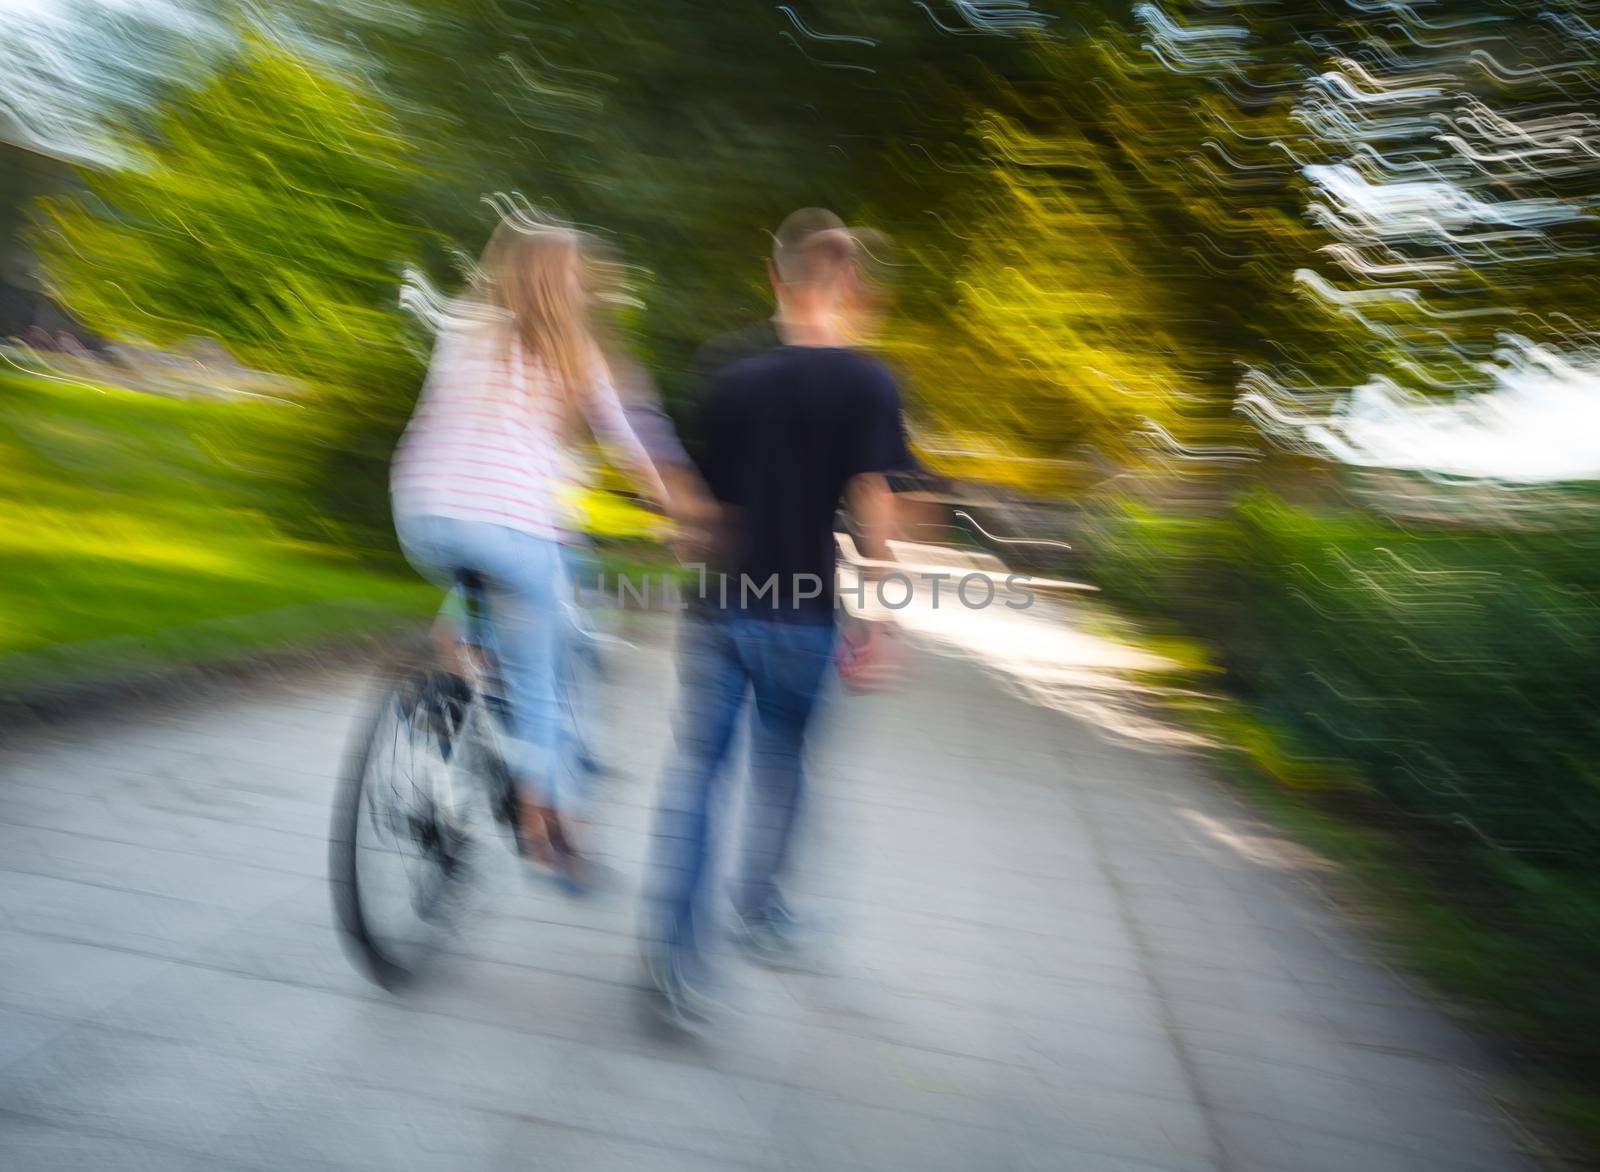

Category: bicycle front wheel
[329, 667, 473, 989]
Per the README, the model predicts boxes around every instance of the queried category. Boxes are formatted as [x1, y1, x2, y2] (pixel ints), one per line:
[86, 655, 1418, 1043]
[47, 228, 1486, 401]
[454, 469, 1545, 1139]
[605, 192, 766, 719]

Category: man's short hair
[772, 207, 846, 284]
[781, 226, 857, 288]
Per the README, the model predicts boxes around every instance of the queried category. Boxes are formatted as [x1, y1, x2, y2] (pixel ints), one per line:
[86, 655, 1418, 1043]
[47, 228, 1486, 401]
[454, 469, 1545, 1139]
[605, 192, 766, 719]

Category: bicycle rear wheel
[329, 667, 474, 988]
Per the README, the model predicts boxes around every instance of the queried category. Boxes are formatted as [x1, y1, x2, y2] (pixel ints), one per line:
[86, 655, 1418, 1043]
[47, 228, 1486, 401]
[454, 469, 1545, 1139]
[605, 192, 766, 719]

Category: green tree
[32, 32, 424, 421]
[883, 26, 1315, 483]
[300, 0, 1046, 405]
[1130, 0, 1600, 427]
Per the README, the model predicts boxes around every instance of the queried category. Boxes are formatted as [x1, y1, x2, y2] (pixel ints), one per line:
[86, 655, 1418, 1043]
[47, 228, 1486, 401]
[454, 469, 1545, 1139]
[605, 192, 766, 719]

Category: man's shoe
[642, 949, 721, 1035]
[733, 901, 812, 970]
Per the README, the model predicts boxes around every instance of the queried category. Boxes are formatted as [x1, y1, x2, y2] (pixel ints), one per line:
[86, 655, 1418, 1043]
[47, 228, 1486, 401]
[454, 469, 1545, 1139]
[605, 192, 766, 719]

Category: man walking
[688, 209, 921, 478]
[688, 207, 847, 391]
[645, 226, 905, 1027]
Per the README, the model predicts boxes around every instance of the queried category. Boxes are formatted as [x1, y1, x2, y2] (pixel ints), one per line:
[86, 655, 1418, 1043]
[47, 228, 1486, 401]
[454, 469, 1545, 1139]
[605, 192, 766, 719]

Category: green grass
[0, 365, 677, 693]
[0, 366, 439, 691]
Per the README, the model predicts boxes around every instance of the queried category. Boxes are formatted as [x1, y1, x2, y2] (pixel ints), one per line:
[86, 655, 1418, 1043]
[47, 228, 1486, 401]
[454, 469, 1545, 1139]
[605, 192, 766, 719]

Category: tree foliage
[27, 1, 1600, 489]
[33, 32, 424, 417]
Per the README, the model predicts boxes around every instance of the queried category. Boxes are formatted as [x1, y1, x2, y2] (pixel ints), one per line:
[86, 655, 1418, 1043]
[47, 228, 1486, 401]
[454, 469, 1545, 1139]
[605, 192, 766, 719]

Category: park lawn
[0, 366, 440, 692]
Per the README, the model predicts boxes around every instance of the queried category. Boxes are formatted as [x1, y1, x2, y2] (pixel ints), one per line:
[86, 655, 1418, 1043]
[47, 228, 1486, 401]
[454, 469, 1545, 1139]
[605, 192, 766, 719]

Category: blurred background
[6, 0, 1600, 1159]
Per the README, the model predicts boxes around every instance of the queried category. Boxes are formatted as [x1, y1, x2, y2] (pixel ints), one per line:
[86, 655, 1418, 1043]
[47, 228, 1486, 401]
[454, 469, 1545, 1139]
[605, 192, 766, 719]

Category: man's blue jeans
[649, 612, 836, 980]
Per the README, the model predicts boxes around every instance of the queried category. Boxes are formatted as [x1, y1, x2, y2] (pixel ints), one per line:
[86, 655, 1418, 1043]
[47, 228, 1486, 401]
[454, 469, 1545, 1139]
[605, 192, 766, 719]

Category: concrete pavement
[0, 615, 1543, 1170]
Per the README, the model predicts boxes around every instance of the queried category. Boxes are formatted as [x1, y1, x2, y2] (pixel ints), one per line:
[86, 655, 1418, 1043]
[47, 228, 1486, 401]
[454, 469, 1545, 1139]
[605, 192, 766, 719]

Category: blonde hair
[474, 219, 598, 429]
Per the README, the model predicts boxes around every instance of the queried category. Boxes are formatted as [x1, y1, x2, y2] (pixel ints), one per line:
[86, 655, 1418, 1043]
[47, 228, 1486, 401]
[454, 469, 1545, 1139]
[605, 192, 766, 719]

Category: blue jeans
[439, 537, 599, 781]
[396, 514, 576, 809]
[648, 613, 836, 980]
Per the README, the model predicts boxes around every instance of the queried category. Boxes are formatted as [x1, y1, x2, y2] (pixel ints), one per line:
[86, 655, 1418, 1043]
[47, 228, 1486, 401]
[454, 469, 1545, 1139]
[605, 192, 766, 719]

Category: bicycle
[328, 570, 611, 989]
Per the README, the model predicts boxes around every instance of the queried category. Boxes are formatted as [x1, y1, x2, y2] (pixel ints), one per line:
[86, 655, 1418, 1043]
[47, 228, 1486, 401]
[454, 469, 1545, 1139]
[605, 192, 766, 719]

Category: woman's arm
[580, 353, 670, 512]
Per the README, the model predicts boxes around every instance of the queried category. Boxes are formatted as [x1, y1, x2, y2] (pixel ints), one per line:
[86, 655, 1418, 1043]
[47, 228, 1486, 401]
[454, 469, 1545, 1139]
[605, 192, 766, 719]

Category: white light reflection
[838, 536, 1211, 752]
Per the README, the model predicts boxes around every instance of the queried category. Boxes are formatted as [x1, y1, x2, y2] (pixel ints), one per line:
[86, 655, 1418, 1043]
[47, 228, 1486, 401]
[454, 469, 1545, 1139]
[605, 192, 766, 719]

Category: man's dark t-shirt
[690, 320, 785, 393]
[688, 320, 920, 484]
[696, 346, 903, 623]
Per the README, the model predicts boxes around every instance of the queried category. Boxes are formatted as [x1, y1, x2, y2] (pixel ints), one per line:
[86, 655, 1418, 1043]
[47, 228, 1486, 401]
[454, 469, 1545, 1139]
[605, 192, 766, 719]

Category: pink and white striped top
[390, 315, 649, 542]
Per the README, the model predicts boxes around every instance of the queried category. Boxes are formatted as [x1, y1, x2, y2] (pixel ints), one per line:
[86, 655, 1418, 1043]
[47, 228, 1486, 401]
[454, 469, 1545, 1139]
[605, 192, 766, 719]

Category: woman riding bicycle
[390, 217, 668, 884]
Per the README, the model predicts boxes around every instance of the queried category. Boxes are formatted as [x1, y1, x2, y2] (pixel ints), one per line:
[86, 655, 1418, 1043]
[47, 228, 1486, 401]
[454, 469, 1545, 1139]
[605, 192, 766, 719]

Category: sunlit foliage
[32, 33, 423, 415]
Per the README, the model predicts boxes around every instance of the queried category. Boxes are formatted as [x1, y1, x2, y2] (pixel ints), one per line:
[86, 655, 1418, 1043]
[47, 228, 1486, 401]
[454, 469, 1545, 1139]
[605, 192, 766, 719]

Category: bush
[1092, 490, 1600, 1059]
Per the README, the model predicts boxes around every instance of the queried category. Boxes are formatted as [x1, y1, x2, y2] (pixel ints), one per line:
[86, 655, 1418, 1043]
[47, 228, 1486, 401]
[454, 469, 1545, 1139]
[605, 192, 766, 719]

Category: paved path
[0, 616, 1542, 1170]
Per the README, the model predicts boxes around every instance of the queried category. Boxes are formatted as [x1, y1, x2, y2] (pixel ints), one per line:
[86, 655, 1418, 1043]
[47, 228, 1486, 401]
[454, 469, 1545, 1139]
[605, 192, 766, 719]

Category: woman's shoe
[543, 809, 592, 895]
[515, 796, 559, 868]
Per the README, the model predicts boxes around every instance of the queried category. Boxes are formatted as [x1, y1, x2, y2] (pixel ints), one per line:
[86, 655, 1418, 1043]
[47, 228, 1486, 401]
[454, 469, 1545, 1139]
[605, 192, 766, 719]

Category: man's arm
[840, 471, 905, 690]
[846, 472, 895, 569]
[843, 360, 909, 564]
[838, 365, 911, 690]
